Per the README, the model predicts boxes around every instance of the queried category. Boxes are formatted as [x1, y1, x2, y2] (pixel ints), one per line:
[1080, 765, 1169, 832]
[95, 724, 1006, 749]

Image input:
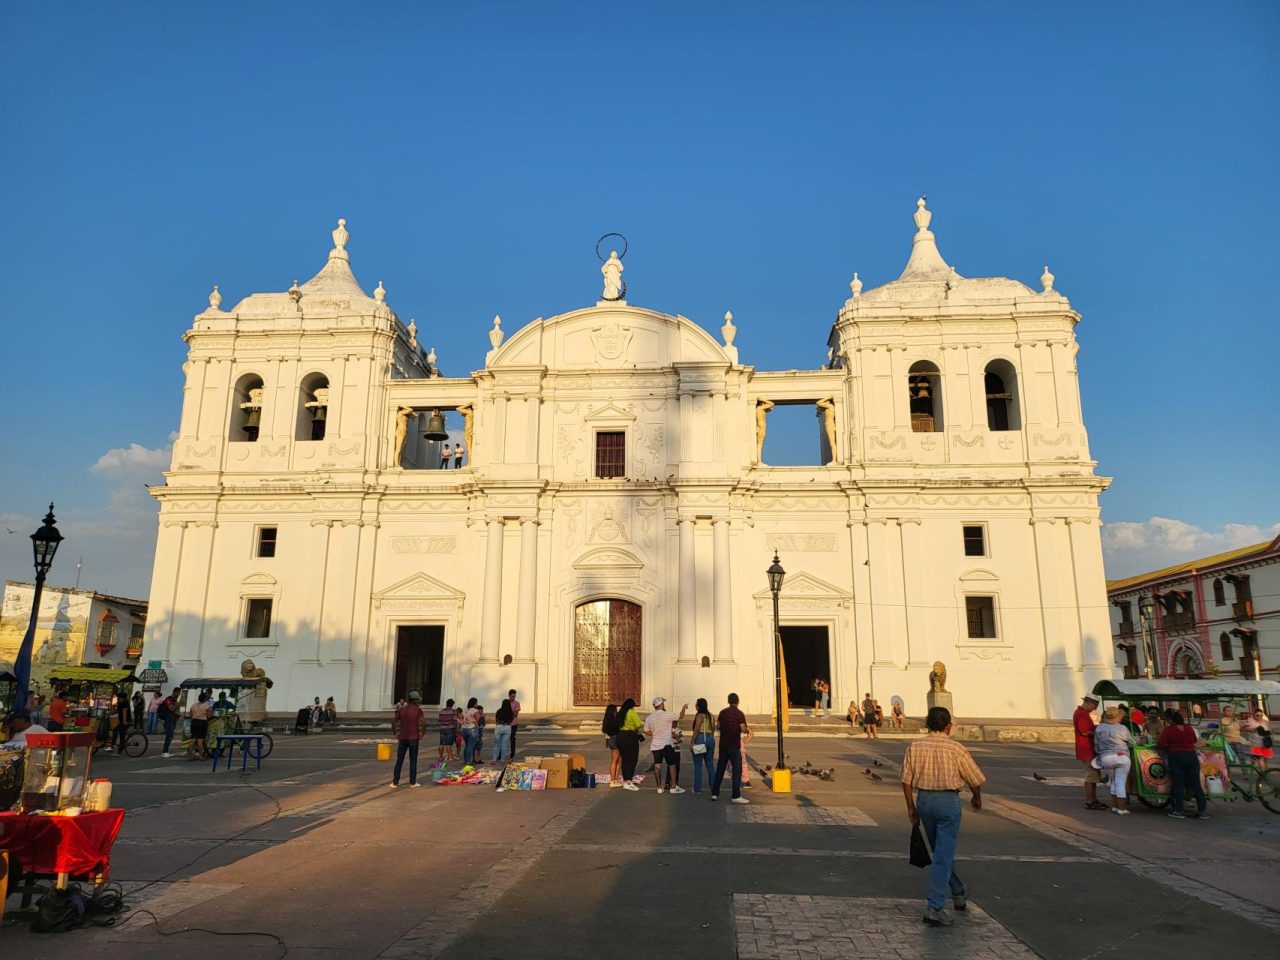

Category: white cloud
[89, 441, 171, 476]
[1103, 517, 1280, 579]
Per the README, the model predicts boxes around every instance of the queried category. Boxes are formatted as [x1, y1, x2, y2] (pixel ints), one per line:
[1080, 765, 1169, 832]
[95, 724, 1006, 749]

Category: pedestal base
[926, 691, 954, 716]
[771, 766, 792, 793]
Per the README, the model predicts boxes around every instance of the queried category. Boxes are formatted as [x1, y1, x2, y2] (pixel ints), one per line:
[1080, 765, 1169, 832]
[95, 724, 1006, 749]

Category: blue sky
[1, 2, 1278, 597]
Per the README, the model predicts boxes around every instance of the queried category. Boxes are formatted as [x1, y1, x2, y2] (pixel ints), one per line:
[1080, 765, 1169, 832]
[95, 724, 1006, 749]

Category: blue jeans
[461, 727, 480, 764]
[712, 742, 742, 798]
[394, 738, 420, 785]
[1168, 750, 1206, 815]
[692, 734, 715, 792]
[492, 725, 512, 763]
[916, 790, 966, 910]
[147, 713, 158, 734]
[162, 718, 177, 754]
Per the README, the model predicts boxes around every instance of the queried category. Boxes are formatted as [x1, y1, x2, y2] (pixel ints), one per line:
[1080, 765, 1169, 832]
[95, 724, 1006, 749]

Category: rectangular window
[1219, 634, 1234, 661]
[245, 598, 273, 639]
[130, 623, 145, 642]
[962, 524, 987, 557]
[965, 596, 997, 639]
[96, 619, 116, 646]
[256, 527, 278, 558]
[595, 431, 626, 479]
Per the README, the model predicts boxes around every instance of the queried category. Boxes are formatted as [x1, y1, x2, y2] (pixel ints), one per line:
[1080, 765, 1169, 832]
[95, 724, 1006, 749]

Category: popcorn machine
[20, 732, 95, 813]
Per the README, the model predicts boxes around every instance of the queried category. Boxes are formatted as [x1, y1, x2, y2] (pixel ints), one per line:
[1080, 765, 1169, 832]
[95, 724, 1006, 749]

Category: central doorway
[779, 625, 831, 708]
[393, 625, 444, 705]
[573, 599, 641, 706]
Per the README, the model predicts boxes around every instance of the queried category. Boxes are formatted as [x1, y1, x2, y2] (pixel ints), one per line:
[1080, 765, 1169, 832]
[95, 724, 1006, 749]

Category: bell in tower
[422, 409, 449, 442]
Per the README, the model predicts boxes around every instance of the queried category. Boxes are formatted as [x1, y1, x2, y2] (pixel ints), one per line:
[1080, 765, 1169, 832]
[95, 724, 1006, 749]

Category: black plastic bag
[909, 823, 932, 868]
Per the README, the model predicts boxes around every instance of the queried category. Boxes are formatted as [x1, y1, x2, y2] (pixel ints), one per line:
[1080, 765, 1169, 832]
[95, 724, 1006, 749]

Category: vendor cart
[177, 677, 274, 758]
[45, 667, 146, 758]
[1090, 678, 1280, 814]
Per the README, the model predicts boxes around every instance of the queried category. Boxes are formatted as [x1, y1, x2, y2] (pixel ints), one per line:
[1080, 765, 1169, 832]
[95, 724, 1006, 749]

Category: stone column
[713, 517, 733, 662]
[678, 517, 696, 661]
[514, 519, 539, 662]
[479, 519, 505, 662]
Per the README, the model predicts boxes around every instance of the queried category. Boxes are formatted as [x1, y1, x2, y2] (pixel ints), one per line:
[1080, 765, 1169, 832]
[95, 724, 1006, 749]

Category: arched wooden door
[574, 599, 641, 706]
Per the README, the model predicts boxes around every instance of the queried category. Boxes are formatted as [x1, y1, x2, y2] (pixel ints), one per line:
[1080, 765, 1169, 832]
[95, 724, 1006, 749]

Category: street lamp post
[1138, 596, 1158, 679]
[14, 504, 64, 711]
[767, 552, 789, 793]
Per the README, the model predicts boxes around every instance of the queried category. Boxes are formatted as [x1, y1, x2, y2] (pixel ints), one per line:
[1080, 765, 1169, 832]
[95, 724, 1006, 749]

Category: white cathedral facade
[143, 201, 1115, 719]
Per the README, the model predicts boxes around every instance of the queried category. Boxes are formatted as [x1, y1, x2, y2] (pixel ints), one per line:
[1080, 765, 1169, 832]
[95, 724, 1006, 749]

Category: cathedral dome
[230, 218, 379, 316]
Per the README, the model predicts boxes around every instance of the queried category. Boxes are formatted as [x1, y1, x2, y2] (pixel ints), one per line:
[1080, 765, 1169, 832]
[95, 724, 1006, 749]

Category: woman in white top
[459, 697, 481, 764]
[1244, 709, 1273, 771]
[1094, 706, 1133, 814]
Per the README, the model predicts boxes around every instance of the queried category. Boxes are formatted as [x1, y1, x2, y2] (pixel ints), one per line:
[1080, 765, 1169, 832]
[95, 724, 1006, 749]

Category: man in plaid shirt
[901, 706, 986, 927]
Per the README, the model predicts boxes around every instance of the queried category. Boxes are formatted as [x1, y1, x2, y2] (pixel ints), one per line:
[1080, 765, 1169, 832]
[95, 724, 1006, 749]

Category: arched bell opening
[231, 373, 265, 441]
[907, 360, 943, 433]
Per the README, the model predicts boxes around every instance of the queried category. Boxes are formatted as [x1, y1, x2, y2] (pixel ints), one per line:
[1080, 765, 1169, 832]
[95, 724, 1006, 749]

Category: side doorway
[393, 625, 444, 705]
[779, 625, 831, 709]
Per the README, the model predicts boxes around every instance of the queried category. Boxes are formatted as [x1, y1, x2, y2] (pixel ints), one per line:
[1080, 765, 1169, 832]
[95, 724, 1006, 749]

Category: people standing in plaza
[459, 697, 480, 764]
[1244, 708, 1272, 771]
[1073, 694, 1107, 810]
[901, 706, 985, 927]
[690, 698, 716, 794]
[616, 698, 643, 791]
[739, 721, 755, 788]
[188, 691, 213, 760]
[644, 696, 687, 794]
[474, 703, 486, 760]
[47, 689, 69, 732]
[440, 443, 452, 469]
[492, 698, 515, 763]
[862, 693, 878, 739]
[131, 689, 146, 729]
[391, 691, 427, 787]
[438, 698, 458, 762]
[111, 688, 131, 753]
[601, 704, 623, 787]
[1158, 710, 1207, 819]
[812, 678, 824, 717]
[146, 691, 162, 733]
[1094, 706, 1132, 814]
[711, 692, 750, 804]
[508, 689, 521, 757]
[160, 687, 180, 757]
[1218, 705, 1245, 762]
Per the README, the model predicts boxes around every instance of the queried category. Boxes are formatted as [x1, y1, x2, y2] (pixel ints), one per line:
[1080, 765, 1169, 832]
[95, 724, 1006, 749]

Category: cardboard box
[540, 756, 570, 789]
[566, 752, 587, 771]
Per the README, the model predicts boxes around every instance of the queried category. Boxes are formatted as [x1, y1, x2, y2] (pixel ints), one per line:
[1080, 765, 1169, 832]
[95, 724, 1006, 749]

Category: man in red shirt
[391, 691, 427, 788]
[1073, 694, 1106, 810]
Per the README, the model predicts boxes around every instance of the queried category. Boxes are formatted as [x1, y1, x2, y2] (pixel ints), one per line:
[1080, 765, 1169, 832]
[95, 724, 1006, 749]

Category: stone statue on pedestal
[393, 406, 415, 467]
[755, 399, 774, 464]
[816, 398, 838, 461]
[927, 660, 953, 714]
[601, 251, 624, 300]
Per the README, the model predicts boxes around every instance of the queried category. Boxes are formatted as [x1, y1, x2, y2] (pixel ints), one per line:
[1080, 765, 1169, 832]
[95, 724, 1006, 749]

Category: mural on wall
[0, 586, 92, 694]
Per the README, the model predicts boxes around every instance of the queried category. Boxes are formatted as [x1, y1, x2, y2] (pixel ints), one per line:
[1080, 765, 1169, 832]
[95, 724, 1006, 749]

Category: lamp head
[31, 503, 63, 578]
[767, 552, 786, 594]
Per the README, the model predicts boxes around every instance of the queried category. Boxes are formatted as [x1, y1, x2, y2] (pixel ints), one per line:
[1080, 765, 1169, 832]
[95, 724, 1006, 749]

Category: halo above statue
[595, 232, 628, 262]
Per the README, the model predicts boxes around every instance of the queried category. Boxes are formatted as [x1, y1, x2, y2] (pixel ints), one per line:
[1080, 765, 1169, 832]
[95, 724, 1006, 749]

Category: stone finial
[947, 265, 959, 291]
[913, 196, 932, 235]
[375, 280, 386, 303]
[208, 284, 222, 310]
[331, 218, 350, 260]
[427, 346, 438, 366]
[1041, 264, 1055, 293]
[850, 272, 862, 298]
[288, 279, 301, 304]
[489, 314, 505, 350]
[407, 318, 417, 341]
[721, 310, 737, 347]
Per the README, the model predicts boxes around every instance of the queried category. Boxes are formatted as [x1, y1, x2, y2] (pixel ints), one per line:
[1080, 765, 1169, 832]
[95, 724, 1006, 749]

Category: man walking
[437, 698, 458, 763]
[160, 687, 180, 757]
[643, 696, 687, 794]
[711, 692, 750, 804]
[862, 692, 878, 739]
[391, 691, 427, 787]
[1073, 694, 1107, 810]
[901, 706, 985, 927]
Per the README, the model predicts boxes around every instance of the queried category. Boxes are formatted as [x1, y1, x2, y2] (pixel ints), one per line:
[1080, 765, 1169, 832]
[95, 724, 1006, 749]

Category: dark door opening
[779, 625, 831, 708]
[394, 625, 444, 705]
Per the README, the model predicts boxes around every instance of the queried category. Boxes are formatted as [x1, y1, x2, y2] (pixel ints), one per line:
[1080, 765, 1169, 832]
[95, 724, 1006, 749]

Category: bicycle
[1226, 754, 1280, 814]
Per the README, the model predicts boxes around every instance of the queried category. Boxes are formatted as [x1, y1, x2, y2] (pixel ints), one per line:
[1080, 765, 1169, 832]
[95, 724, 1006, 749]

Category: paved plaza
[3, 728, 1279, 958]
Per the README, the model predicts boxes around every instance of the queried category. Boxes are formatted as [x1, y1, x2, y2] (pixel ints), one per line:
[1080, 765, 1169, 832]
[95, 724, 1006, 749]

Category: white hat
[652, 696, 666, 707]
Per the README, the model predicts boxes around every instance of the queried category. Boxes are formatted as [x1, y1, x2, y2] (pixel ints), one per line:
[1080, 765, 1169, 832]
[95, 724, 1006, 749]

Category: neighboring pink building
[1106, 536, 1279, 709]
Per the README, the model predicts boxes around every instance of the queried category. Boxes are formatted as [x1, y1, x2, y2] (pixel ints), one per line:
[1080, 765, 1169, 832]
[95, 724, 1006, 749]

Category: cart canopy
[47, 667, 139, 683]
[1091, 678, 1280, 701]
[179, 677, 267, 690]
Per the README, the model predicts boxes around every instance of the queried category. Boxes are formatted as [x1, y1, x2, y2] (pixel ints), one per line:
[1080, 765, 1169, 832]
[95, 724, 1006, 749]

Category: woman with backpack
[615, 698, 643, 791]
[601, 704, 622, 787]
[1244, 709, 1273, 771]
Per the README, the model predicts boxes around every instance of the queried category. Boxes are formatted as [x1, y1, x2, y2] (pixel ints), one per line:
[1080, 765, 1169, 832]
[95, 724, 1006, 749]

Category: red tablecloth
[0, 809, 125, 878]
